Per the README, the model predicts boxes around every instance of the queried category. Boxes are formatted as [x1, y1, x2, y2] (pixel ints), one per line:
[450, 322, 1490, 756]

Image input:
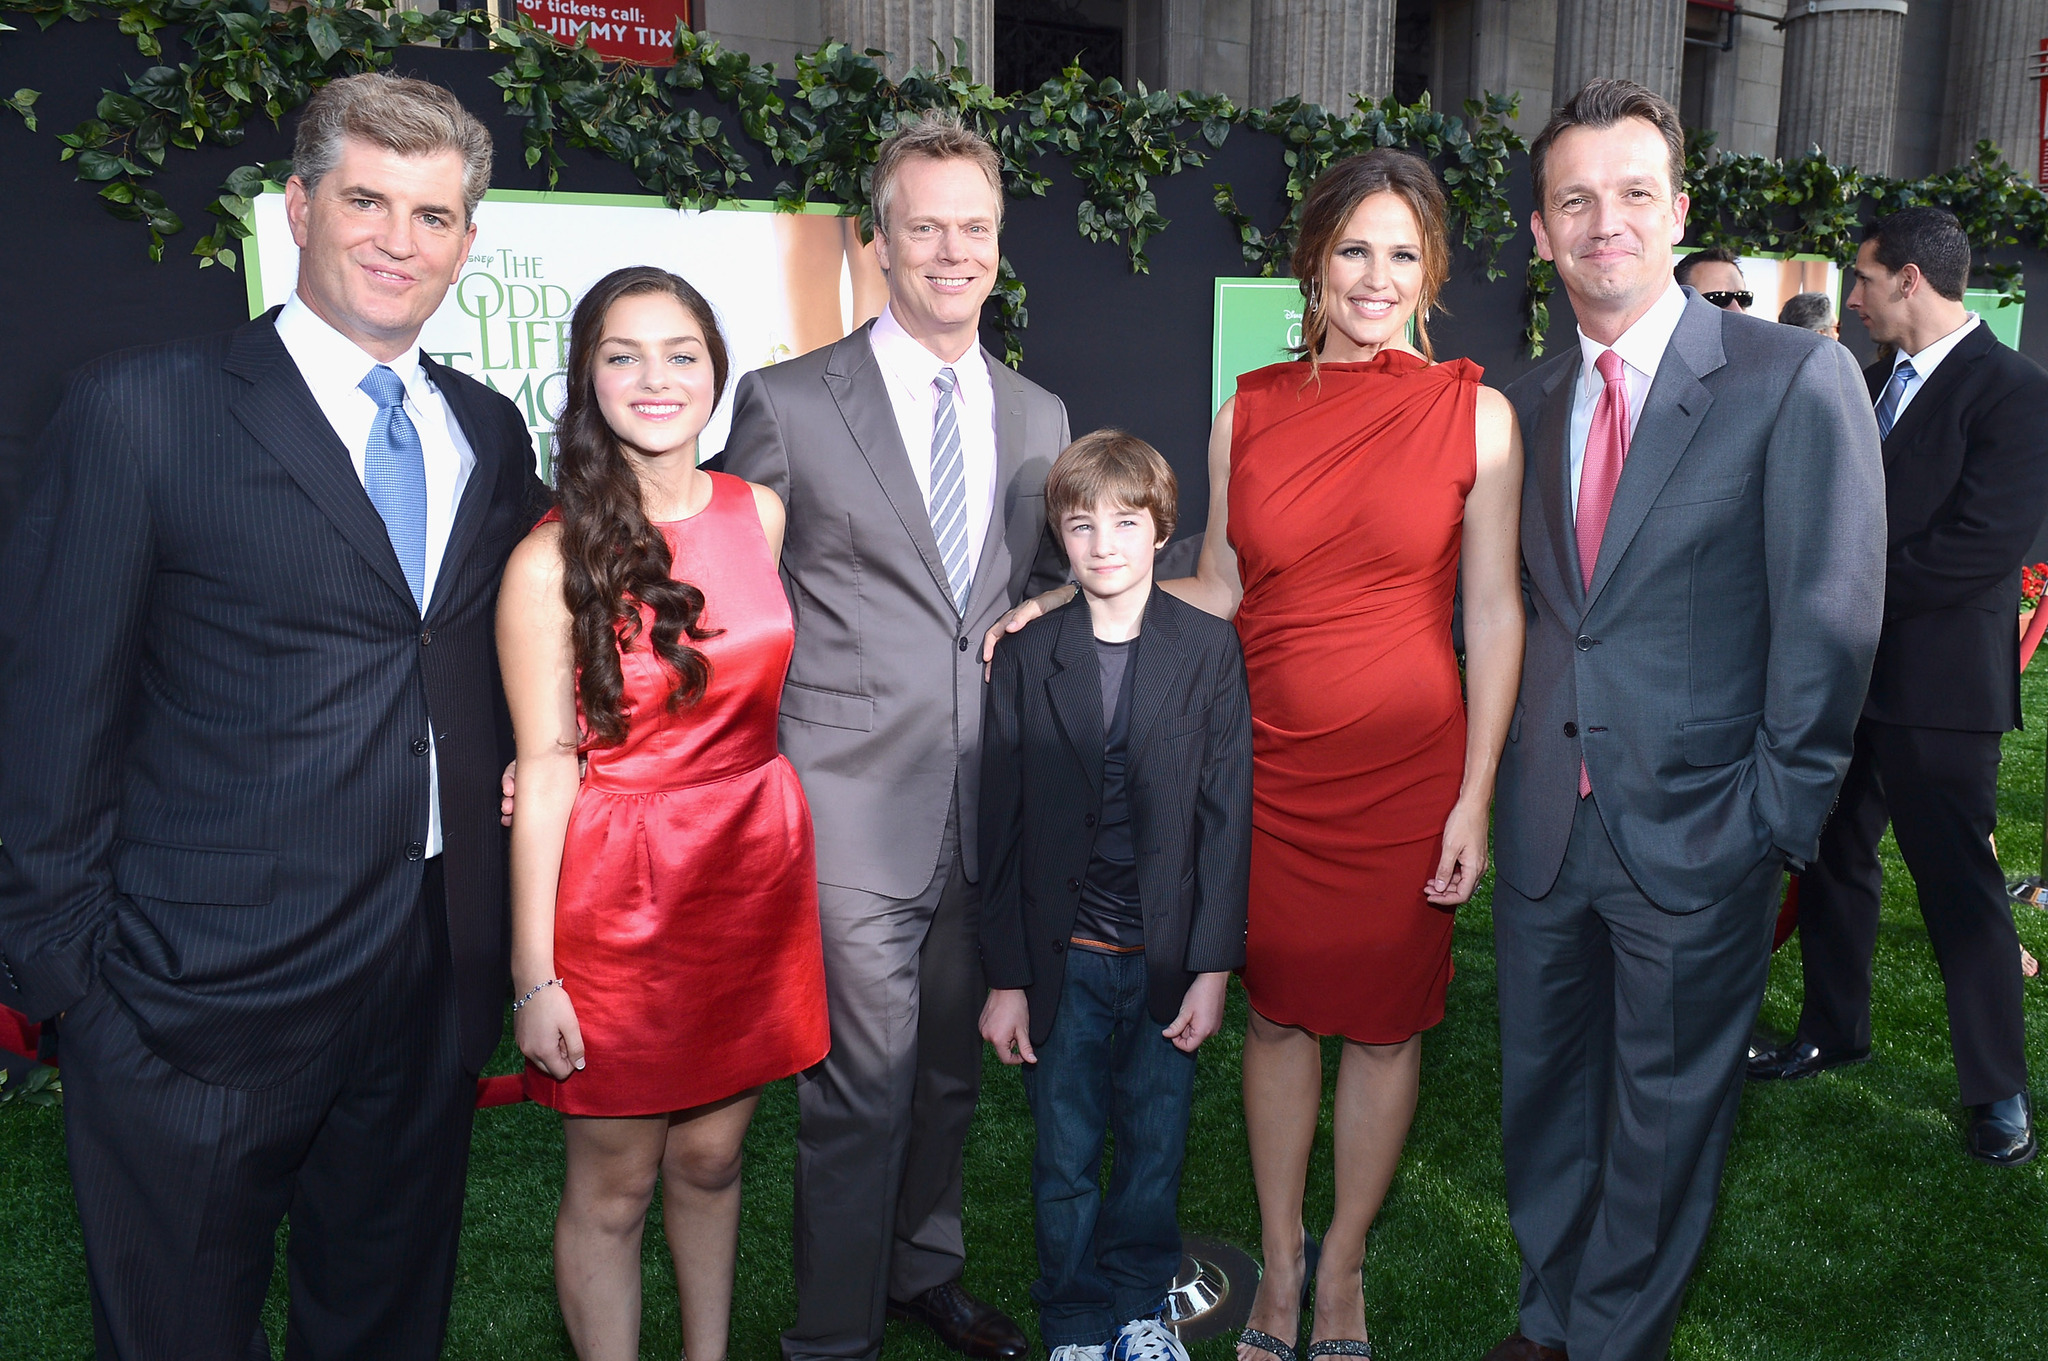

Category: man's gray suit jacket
[723, 322, 1071, 900]
[1499, 289, 1887, 911]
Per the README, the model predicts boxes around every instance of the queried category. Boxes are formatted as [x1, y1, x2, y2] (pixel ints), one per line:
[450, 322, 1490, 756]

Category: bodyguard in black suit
[1754, 207, 2048, 1166]
[0, 76, 544, 1357]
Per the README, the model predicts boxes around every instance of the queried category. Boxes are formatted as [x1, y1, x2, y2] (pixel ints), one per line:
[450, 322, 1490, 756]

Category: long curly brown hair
[553, 266, 730, 747]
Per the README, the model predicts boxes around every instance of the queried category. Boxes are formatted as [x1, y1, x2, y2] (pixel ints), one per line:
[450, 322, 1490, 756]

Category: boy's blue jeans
[1021, 946, 1196, 1348]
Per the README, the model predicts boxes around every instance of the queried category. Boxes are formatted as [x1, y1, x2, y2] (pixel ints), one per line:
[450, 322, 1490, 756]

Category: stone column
[1551, 0, 1685, 107]
[1432, 0, 1558, 135]
[1940, 0, 2048, 170]
[1128, 0, 1255, 105]
[1775, 2, 1907, 174]
[822, 0, 991, 84]
[1248, 0, 1397, 111]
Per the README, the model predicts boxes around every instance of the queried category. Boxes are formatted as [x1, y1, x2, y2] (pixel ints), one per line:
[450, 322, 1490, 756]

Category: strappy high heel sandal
[1238, 1231, 1322, 1361]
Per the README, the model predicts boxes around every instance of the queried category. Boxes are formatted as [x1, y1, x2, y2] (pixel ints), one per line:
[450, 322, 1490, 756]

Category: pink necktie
[1577, 349, 1630, 799]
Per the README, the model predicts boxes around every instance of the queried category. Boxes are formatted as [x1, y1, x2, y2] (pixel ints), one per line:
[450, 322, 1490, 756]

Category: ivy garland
[4, 0, 2047, 363]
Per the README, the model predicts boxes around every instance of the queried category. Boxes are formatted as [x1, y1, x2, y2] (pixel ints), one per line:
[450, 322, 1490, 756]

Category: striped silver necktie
[1875, 358, 1917, 440]
[930, 366, 973, 612]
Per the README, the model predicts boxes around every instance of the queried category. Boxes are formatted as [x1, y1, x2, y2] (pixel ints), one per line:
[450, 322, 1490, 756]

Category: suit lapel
[1879, 322, 1994, 465]
[965, 351, 1027, 621]
[824, 324, 956, 609]
[1124, 587, 1186, 765]
[423, 354, 508, 622]
[1046, 600, 1104, 793]
[1585, 295, 1723, 611]
[1531, 360, 1583, 611]
[225, 314, 419, 615]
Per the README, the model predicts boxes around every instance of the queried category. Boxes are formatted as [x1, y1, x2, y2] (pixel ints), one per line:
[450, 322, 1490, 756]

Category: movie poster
[246, 188, 887, 474]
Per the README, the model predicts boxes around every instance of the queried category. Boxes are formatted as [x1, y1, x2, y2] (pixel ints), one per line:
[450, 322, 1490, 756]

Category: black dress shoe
[1747, 1038, 1870, 1082]
[1743, 1026, 1787, 1080]
[888, 1280, 1029, 1360]
[1967, 1091, 2038, 1166]
[1480, 1335, 1567, 1361]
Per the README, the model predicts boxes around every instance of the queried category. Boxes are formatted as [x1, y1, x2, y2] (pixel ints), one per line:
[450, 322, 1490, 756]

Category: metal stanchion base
[1165, 1235, 1261, 1342]
[2007, 876, 2048, 909]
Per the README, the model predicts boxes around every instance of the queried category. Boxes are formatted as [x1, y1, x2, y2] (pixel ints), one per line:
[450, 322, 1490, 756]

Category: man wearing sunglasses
[1675, 245, 1753, 312]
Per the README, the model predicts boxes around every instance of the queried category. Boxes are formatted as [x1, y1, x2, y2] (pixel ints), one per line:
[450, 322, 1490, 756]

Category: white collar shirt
[274, 292, 477, 857]
[1885, 312, 1979, 426]
[1568, 281, 1690, 515]
[866, 303, 998, 590]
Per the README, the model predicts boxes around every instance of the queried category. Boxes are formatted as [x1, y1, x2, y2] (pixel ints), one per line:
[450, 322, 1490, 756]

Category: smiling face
[1061, 499, 1162, 608]
[285, 136, 475, 362]
[1531, 118, 1690, 342]
[1318, 191, 1428, 362]
[590, 290, 720, 465]
[872, 154, 1002, 362]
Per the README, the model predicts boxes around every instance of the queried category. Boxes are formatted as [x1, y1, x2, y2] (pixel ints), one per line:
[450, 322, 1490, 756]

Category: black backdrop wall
[6, 21, 2046, 546]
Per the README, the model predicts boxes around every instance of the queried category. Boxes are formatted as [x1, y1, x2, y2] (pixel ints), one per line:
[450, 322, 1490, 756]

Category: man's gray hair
[1778, 292, 1835, 332]
[869, 110, 1004, 238]
[292, 73, 493, 224]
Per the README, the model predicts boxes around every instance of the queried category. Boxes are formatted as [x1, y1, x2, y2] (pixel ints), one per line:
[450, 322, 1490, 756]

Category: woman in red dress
[1184, 153, 1525, 1359]
[499, 266, 828, 1361]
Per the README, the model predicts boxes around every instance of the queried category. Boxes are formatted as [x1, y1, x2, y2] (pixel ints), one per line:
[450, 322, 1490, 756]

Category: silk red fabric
[1229, 353, 1480, 1043]
[525, 474, 828, 1116]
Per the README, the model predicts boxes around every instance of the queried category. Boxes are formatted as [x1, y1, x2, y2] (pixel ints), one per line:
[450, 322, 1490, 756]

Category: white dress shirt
[1882, 312, 1979, 427]
[1568, 282, 1691, 516]
[274, 292, 476, 857]
[866, 304, 998, 580]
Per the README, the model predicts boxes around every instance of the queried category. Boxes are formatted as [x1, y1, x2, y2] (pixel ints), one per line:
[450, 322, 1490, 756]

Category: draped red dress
[526, 473, 829, 1116]
[1229, 353, 1481, 1043]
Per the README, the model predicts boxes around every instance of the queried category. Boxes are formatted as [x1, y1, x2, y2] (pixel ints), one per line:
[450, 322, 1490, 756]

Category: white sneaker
[1050, 1345, 1106, 1361]
[1108, 1315, 1189, 1361]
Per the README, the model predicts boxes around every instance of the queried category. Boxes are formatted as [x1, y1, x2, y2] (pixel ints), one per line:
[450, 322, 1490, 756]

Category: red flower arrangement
[2025, 563, 2048, 614]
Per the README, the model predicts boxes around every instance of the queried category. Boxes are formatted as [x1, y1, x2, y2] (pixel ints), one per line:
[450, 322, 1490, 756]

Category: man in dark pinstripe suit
[0, 75, 544, 1359]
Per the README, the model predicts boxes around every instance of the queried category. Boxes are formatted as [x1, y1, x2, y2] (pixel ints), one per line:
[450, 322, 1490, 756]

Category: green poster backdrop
[1212, 278, 1303, 413]
[1963, 289, 2025, 349]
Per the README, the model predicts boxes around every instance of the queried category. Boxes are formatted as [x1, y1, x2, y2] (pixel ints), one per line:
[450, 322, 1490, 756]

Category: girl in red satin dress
[499, 266, 827, 1361]
[1181, 154, 1525, 1360]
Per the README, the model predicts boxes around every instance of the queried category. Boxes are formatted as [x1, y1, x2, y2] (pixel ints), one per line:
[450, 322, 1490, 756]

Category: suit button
[1051, 939, 1066, 954]
[1065, 877, 1081, 892]
[420, 630, 434, 646]
[406, 842, 425, 861]
[958, 636, 971, 652]
[411, 738, 431, 756]
[1576, 635, 1594, 651]
[1084, 813, 1097, 828]
[1563, 722, 1578, 738]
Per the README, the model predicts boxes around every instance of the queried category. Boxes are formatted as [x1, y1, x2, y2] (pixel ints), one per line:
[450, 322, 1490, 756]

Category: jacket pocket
[1681, 711, 1762, 767]
[781, 680, 875, 732]
[1652, 474, 1749, 509]
[113, 840, 277, 906]
[1161, 706, 1209, 741]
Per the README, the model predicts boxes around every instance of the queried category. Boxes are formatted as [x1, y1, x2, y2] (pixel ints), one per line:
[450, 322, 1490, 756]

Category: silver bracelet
[512, 978, 563, 1012]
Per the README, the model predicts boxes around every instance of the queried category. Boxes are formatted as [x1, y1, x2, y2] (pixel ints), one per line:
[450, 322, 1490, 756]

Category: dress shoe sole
[1968, 1136, 2039, 1167]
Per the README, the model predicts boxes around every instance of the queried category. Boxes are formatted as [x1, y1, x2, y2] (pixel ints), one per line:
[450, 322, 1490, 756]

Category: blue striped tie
[930, 367, 973, 612]
[1875, 358, 1917, 441]
[360, 364, 428, 611]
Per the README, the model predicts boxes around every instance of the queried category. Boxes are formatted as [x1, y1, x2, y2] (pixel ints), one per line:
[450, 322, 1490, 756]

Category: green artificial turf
[9, 671, 2048, 1359]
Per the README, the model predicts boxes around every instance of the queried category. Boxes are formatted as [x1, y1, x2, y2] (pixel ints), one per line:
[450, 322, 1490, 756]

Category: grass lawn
[9, 670, 2048, 1360]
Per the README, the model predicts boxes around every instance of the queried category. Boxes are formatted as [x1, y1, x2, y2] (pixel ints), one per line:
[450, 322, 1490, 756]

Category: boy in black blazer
[979, 430, 1252, 1361]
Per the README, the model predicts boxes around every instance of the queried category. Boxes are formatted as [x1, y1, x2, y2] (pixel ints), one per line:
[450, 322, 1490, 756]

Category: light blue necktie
[359, 364, 428, 611]
[1875, 358, 1917, 441]
[929, 367, 974, 612]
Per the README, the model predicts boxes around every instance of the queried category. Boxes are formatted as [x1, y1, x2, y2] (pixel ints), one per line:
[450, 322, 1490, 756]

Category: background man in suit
[722, 113, 1069, 1361]
[0, 74, 542, 1359]
[1751, 207, 2048, 1166]
[1487, 80, 1884, 1361]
